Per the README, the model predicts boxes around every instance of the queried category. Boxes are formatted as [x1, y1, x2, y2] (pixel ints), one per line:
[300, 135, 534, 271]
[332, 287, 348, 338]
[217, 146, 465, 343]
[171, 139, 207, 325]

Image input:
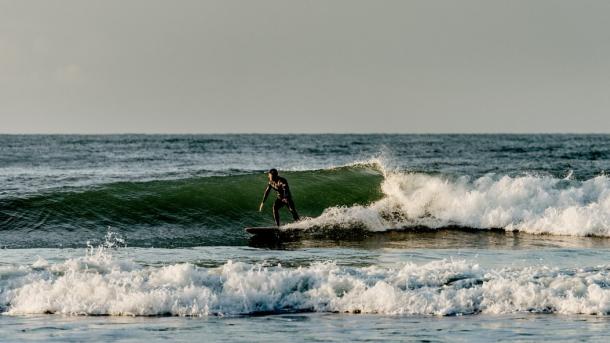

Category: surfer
[259, 168, 300, 226]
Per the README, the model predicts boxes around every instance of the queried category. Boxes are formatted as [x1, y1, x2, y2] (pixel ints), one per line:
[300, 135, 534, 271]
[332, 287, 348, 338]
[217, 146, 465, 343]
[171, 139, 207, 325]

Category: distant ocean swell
[1, 161, 609, 248]
[2, 246, 610, 316]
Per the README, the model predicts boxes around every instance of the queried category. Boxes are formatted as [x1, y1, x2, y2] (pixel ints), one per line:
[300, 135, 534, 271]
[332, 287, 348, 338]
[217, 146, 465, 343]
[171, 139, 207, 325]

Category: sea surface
[1, 134, 609, 342]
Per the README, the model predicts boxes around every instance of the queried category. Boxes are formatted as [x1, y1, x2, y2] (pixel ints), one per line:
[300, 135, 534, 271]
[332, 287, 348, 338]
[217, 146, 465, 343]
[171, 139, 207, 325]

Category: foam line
[2, 249, 610, 316]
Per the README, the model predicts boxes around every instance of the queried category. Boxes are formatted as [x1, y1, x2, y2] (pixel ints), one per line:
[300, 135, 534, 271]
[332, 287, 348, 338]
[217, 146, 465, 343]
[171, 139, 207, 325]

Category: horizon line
[0, 132, 609, 135]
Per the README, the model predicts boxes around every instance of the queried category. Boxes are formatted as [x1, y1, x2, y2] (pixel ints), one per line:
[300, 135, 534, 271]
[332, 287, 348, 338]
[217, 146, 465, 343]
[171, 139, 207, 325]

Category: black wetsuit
[263, 176, 300, 226]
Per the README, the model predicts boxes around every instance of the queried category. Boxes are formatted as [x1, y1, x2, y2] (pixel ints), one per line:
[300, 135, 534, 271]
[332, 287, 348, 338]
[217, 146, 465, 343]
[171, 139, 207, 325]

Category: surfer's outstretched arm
[259, 184, 271, 211]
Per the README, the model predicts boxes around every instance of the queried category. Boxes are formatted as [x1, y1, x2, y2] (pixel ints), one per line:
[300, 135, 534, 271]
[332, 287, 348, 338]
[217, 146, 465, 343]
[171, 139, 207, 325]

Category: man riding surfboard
[259, 168, 300, 226]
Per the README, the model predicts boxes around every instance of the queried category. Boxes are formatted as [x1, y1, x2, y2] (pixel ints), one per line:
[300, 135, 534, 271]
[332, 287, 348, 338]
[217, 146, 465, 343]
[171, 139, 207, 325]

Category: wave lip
[287, 172, 610, 238]
[3, 252, 610, 317]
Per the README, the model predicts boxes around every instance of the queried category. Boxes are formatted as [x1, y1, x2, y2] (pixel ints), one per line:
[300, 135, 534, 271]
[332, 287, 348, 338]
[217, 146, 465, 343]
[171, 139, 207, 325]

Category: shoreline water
[1, 134, 609, 340]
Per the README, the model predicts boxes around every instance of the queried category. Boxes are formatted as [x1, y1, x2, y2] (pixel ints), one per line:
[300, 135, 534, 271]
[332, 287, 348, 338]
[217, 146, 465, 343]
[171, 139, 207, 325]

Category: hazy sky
[1, 0, 609, 133]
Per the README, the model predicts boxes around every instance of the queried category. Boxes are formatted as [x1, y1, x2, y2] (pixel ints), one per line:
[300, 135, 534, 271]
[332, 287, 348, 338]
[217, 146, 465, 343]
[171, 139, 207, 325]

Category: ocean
[1, 134, 609, 342]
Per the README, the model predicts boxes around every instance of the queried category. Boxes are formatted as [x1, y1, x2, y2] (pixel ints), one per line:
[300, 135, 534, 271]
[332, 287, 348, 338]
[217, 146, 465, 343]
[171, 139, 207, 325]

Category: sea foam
[286, 166, 610, 237]
[2, 248, 610, 316]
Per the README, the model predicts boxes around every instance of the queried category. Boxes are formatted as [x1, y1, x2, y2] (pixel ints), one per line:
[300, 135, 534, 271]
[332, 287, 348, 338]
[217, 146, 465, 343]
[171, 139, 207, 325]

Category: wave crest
[288, 172, 610, 237]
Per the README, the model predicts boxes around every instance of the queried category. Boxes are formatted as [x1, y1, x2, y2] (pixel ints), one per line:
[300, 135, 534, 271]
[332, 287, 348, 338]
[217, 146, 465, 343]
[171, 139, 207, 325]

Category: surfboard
[245, 226, 282, 235]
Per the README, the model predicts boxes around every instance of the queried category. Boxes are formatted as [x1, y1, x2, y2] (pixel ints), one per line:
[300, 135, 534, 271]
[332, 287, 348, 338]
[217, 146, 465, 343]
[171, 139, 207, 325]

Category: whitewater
[3, 241, 610, 317]
[288, 165, 610, 237]
[1, 134, 609, 341]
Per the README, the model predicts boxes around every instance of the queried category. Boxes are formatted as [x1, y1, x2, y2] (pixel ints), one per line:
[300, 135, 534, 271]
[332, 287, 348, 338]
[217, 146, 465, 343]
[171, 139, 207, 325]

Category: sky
[1, 0, 609, 134]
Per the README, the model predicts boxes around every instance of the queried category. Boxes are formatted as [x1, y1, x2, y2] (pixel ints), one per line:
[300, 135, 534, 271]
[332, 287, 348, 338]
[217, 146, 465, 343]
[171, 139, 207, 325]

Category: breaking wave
[1, 158, 609, 248]
[289, 166, 610, 237]
[2, 245, 610, 316]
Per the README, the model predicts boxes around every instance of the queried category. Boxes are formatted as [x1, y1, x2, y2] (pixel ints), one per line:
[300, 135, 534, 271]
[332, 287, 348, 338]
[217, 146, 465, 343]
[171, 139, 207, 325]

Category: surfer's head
[267, 168, 278, 181]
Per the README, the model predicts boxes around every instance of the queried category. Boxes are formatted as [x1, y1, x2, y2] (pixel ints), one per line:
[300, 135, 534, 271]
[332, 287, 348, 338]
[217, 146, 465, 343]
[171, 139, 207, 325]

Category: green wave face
[0, 166, 384, 248]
